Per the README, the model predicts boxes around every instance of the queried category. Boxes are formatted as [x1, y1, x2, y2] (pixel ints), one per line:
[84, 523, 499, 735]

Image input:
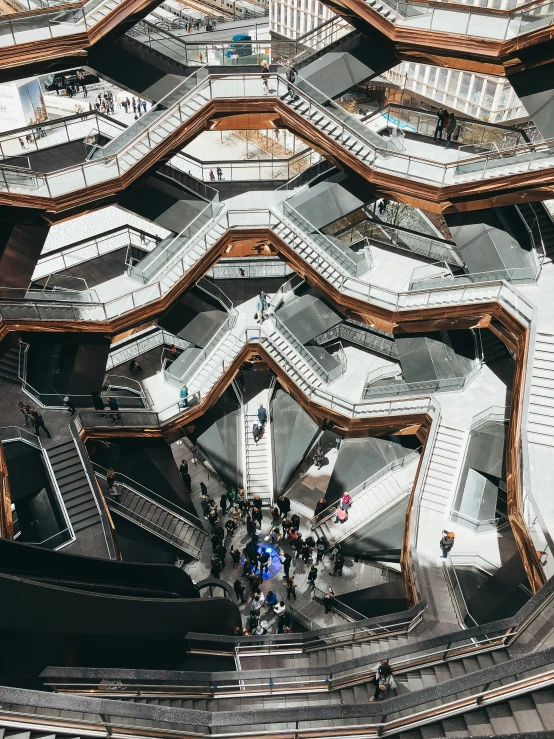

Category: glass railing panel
[45, 165, 86, 196]
[82, 157, 120, 187]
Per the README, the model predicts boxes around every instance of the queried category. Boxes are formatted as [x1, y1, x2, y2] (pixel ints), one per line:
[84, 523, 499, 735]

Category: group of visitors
[433, 109, 458, 148]
[17, 402, 51, 438]
[91, 390, 122, 423]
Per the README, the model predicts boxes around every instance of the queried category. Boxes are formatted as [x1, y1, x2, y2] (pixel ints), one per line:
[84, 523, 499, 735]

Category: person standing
[29, 408, 51, 438]
[17, 401, 32, 427]
[316, 535, 328, 563]
[63, 396, 76, 415]
[445, 112, 457, 148]
[277, 494, 291, 518]
[433, 108, 446, 141]
[220, 492, 228, 515]
[183, 472, 192, 492]
[230, 545, 241, 568]
[107, 397, 121, 423]
[91, 390, 105, 414]
[200, 494, 210, 519]
[285, 575, 296, 600]
[307, 565, 318, 589]
[200, 481, 208, 496]
[252, 422, 260, 445]
[225, 517, 237, 539]
[179, 459, 188, 481]
[333, 554, 345, 576]
[216, 167, 223, 180]
[281, 551, 292, 577]
[323, 586, 335, 614]
[314, 498, 327, 517]
[341, 491, 352, 511]
[440, 530, 455, 558]
[260, 59, 270, 94]
[179, 383, 188, 409]
[234, 578, 247, 603]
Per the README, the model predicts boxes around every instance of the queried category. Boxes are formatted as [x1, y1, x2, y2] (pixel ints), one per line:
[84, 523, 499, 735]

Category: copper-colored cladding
[329, 0, 554, 74]
[207, 113, 281, 130]
[0, 441, 13, 540]
[0, 0, 160, 81]
[5, 99, 554, 219]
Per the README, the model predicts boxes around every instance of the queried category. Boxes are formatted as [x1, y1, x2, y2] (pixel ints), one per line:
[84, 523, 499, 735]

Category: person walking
[323, 586, 335, 614]
[433, 108, 446, 141]
[200, 481, 208, 496]
[440, 530, 455, 558]
[257, 403, 267, 427]
[284, 59, 298, 101]
[445, 112, 457, 148]
[313, 445, 325, 469]
[370, 660, 396, 702]
[260, 59, 270, 94]
[335, 506, 348, 525]
[333, 554, 345, 576]
[179, 459, 189, 481]
[307, 565, 318, 590]
[107, 397, 121, 423]
[252, 422, 260, 445]
[183, 472, 192, 492]
[29, 408, 51, 438]
[234, 578, 247, 603]
[285, 575, 297, 600]
[63, 396, 76, 415]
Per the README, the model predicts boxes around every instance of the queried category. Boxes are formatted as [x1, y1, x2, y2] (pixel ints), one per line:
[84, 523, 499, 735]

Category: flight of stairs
[46, 440, 103, 536]
[244, 412, 271, 505]
[418, 424, 467, 515]
[108, 486, 207, 558]
[0, 346, 20, 383]
[264, 324, 325, 393]
[188, 332, 243, 397]
[518, 201, 554, 264]
[85, 0, 124, 25]
[365, 0, 399, 21]
[480, 328, 510, 365]
[272, 217, 345, 286]
[314, 457, 419, 544]
[527, 332, 554, 446]
[155, 208, 227, 289]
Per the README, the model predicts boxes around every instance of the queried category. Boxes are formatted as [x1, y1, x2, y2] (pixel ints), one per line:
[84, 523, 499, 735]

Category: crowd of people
[183, 464, 352, 636]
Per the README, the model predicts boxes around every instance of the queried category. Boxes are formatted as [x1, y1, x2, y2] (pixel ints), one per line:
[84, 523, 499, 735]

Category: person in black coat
[277, 495, 291, 517]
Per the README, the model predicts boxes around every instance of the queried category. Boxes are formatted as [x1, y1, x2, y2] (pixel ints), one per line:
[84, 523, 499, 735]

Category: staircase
[188, 332, 242, 396]
[365, 0, 399, 21]
[272, 217, 349, 288]
[518, 201, 554, 264]
[479, 328, 510, 365]
[46, 440, 104, 539]
[242, 374, 273, 506]
[107, 484, 207, 559]
[418, 425, 468, 515]
[527, 332, 554, 446]
[313, 457, 419, 545]
[118, 647, 511, 712]
[85, 0, 125, 26]
[0, 346, 20, 383]
[264, 323, 325, 393]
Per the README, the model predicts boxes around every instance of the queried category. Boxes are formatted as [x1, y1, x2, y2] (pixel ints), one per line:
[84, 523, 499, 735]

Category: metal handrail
[311, 451, 420, 527]
[93, 463, 204, 529]
[101, 482, 203, 558]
